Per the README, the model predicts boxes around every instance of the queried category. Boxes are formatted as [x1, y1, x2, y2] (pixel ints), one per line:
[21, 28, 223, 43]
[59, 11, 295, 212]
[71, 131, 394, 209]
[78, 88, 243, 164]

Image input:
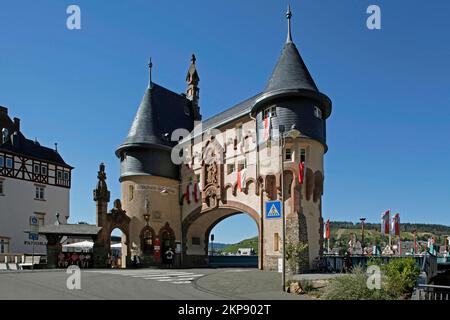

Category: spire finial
[148, 57, 153, 89]
[286, 5, 293, 43]
[191, 54, 196, 64]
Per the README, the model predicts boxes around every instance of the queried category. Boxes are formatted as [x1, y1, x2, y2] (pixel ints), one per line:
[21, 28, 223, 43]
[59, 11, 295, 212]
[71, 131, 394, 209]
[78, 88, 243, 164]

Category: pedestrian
[165, 247, 174, 268]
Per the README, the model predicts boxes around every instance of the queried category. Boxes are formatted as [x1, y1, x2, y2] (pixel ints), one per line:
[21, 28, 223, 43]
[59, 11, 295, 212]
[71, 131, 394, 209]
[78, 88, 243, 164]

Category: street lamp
[360, 217, 366, 250]
[279, 124, 301, 291]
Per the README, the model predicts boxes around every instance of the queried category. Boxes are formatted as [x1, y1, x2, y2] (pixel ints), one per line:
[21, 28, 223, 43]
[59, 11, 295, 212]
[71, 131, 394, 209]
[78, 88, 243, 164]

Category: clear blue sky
[1, 1, 449, 244]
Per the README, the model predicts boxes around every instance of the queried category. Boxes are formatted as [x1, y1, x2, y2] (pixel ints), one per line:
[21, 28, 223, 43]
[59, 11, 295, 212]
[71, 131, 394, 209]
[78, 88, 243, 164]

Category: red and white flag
[381, 209, 390, 235]
[324, 219, 330, 239]
[391, 213, 400, 236]
[237, 168, 247, 192]
[298, 161, 305, 184]
[263, 115, 271, 141]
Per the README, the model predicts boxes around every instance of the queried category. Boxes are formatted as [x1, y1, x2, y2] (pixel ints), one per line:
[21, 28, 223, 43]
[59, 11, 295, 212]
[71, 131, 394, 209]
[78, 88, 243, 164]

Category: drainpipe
[249, 112, 263, 270]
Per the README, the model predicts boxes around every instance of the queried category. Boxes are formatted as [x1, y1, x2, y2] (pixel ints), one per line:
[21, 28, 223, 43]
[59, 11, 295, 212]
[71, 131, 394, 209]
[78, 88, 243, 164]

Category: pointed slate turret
[116, 60, 196, 180]
[118, 86, 168, 150]
[252, 6, 331, 118]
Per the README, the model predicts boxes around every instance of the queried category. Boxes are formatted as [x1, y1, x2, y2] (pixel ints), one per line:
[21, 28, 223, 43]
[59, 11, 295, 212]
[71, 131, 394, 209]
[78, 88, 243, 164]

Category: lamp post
[279, 124, 301, 291]
[360, 217, 366, 250]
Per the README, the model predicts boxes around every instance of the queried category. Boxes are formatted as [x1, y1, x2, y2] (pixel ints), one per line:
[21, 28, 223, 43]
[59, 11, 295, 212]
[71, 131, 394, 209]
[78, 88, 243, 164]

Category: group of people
[57, 252, 91, 268]
[106, 254, 122, 268]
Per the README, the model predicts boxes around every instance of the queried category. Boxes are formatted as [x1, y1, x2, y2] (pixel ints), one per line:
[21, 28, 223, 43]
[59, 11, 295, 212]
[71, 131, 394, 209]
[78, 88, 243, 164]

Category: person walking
[165, 247, 174, 268]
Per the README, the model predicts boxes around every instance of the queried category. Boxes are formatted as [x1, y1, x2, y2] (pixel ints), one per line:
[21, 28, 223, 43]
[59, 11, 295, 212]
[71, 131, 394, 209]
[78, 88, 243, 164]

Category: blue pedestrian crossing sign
[265, 200, 282, 219]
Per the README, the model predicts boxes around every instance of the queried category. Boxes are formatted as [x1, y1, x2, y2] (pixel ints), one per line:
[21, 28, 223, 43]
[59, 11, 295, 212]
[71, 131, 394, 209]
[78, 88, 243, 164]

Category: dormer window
[314, 106, 323, 119]
[263, 106, 277, 119]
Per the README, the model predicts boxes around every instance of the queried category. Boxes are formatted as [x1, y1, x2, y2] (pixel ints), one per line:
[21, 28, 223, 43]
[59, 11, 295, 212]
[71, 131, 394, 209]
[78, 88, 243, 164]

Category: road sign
[29, 233, 39, 241]
[265, 200, 282, 219]
[29, 216, 39, 240]
[30, 216, 39, 226]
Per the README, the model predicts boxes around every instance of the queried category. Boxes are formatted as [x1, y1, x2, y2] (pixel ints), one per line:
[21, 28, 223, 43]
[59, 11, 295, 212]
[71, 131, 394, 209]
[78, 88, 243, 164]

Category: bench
[19, 256, 41, 269]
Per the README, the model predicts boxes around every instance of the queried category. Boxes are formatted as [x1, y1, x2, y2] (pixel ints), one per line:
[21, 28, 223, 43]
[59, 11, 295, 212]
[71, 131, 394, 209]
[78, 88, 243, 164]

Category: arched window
[140, 227, 155, 254]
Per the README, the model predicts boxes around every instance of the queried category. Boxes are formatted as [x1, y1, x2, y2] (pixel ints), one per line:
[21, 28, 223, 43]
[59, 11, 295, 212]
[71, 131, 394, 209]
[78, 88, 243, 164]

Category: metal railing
[416, 284, 450, 300]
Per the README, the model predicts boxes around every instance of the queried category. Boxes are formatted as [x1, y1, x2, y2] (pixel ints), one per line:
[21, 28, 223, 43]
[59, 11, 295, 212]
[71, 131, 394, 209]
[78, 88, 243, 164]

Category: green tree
[285, 241, 308, 274]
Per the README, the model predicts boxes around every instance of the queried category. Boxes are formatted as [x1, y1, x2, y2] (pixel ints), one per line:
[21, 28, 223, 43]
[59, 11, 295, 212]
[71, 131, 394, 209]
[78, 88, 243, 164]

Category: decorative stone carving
[201, 139, 223, 209]
[93, 163, 110, 202]
[111, 199, 126, 215]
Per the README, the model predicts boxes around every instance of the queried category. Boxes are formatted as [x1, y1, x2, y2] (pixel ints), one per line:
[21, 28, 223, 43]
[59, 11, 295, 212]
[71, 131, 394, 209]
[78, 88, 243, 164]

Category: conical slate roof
[120, 85, 166, 148]
[263, 41, 318, 94]
[116, 83, 195, 155]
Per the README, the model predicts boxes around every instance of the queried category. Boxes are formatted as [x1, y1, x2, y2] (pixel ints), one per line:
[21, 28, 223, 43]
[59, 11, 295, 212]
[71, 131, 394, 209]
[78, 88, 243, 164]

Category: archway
[183, 202, 262, 269]
[108, 227, 128, 268]
[208, 213, 259, 268]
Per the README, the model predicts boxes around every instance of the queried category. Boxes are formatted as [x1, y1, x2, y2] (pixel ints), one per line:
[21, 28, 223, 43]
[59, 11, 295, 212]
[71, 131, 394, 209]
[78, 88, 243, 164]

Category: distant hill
[213, 222, 450, 254]
[220, 237, 258, 254]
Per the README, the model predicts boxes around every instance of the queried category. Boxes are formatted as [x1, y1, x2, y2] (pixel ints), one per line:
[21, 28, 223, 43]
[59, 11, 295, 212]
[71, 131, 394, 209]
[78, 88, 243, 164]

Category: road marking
[87, 269, 204, 284]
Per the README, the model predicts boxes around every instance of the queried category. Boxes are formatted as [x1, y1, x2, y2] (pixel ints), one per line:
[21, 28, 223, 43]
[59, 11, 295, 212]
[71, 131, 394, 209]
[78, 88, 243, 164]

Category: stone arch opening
[183, 202, 262, 269]
[108, 226, 129, 268]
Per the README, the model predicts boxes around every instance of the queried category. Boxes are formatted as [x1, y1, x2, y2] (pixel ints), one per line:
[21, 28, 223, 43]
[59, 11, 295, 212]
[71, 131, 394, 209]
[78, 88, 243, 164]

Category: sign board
[29, 233, 39, 241]
[278, 258, 283, 273]
[29, 216, 39, 241]
[175, 242, 182, 254]
[265, 200, 282, 219]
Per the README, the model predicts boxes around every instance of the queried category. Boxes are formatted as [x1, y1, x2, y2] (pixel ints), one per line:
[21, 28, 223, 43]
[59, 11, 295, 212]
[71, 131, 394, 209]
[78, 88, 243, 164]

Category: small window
[64, 172, 69, 181]
[5, 158, 13, 169]
[227, 163, 235, 175]
[284, 148, 292, 161]
[274, 233, 280, 252]
[266, 141, 272, 157]
[35, 186, 45, 200]
[129, 185, 134, 201]
[263, 106, 277, 119]
[300, 149, 306, 163]
[0, 238, 10, 254]
[237, 160, 246, 171]
[0, 156, 4, 167]
[41, 166, 47, 176]
[0, 181, 4, 195]
[236, 124, 243, 141]
[34, 164, 40, 174]
[57, 170, 63, 180]
[314, 106, 323, 119]
[192, 237, 201, 245]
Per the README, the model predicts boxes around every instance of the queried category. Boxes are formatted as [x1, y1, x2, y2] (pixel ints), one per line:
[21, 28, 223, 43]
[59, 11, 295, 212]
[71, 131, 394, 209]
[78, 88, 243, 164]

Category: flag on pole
[298, 161, 305, 184]
[381, 210, 390, 235]
[324, 219, 330, 239]
[237, 168, 247, 192]
[263, 115, 271, 141]
[391, 213, 400, 236]
[192, 182, 200, 203]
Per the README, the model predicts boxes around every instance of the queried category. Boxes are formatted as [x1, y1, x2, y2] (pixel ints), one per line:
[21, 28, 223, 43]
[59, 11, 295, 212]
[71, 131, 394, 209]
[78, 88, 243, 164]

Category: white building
[0, 106, 72, 254]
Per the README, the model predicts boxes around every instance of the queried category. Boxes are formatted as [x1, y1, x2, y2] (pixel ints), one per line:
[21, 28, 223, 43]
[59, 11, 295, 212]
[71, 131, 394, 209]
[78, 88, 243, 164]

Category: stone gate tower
[111, 7, 332, 270]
